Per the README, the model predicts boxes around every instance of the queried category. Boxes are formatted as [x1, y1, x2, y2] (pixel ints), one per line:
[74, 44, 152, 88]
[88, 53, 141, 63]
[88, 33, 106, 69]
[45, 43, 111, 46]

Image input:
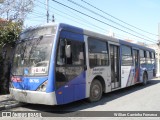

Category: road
[2, 78, 160, 120]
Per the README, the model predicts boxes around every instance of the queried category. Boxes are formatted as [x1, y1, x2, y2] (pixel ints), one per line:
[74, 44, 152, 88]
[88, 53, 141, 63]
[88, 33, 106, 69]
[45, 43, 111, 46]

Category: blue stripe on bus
[55, 71, 86, 105]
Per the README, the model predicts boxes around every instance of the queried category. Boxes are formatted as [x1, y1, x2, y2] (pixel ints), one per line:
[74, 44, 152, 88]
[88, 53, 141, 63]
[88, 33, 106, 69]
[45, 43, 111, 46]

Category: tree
[0, 19, 22, 47]
[0, 0, 35, 94]
[0, 19, 22, 94]
[0, 0, 34, 22]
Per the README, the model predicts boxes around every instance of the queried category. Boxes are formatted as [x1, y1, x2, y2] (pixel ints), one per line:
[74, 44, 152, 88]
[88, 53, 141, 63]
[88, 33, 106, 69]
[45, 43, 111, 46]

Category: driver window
[56, 38, 85, 89]
[56, 38, 84, 66]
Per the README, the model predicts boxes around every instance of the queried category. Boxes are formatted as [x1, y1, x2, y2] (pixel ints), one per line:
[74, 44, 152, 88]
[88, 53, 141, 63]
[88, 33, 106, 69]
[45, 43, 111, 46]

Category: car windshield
[11, 28, 55, 76]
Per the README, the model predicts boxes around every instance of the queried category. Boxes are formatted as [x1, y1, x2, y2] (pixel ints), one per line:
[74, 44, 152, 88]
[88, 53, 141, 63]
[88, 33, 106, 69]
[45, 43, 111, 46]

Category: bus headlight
[36, 81, 48, 92]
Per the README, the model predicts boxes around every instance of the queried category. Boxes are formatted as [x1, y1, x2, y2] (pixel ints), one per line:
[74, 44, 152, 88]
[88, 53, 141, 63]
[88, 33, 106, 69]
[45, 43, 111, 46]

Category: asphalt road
[3, 78, 160, 120]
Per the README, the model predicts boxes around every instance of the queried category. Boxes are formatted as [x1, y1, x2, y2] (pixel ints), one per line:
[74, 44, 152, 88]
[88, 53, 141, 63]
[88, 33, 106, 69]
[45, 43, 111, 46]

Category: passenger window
[121, 45, 133, 66]
[140, 50, 145, 58]
[69, 40, 84, 65]
[56, 38, 85, 65]
[88, 38, 109, 67]
[151, 52, 155, 59]
[146, 51, 150, 58]
[149, 52, 152, 58]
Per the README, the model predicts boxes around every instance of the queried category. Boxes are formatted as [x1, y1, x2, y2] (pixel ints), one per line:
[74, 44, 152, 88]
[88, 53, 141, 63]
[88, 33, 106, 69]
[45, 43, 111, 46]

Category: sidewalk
[0, 94, 24, 111]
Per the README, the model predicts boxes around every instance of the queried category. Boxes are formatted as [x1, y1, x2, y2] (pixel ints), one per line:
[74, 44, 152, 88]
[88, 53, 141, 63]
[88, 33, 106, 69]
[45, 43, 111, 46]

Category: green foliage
[0, 20, 22, 47]
[0, 20, 22, 94]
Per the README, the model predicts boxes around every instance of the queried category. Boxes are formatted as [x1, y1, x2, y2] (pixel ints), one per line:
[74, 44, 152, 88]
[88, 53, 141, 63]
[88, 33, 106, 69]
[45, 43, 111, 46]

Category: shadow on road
[21, 79, 160, 113]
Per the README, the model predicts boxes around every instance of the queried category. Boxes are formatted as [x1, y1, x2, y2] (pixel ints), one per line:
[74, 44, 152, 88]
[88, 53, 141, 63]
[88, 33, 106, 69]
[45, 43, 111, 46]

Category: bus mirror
[65, 45, 71, 58]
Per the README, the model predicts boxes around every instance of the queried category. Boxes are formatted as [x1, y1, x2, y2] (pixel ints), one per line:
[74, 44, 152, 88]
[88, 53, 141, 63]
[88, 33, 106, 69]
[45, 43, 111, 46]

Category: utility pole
[158, 23, 160, 42]
[46, 0, 49, 23]
[52, 15, 55, 22]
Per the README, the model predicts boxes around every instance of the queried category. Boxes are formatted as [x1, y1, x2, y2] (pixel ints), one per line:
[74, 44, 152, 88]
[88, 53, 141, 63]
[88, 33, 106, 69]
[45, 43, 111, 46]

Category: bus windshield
[11, 27, 55, 76]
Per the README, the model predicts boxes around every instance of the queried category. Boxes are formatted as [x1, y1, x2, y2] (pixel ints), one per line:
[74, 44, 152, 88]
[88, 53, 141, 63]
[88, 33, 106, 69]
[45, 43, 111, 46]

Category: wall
[0, 44, 14, 94]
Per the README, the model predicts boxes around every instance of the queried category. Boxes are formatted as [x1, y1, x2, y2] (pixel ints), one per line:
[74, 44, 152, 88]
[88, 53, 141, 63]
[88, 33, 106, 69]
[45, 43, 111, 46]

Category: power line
[56, 4, 110, 33]
[51, 0, 156, 43]
[31, 11, 45, 16]
[81, 0, 158, 37]
[67, 0, 155, 42]
[36, 0, 143, 40]
[32, 3, 136, 40]
[26, 15, 45, 19]
[36, 0, 110, 34]
[28, 12, 45, 18]
[36, 0, 156, 42]
[27, 19, 45, 22]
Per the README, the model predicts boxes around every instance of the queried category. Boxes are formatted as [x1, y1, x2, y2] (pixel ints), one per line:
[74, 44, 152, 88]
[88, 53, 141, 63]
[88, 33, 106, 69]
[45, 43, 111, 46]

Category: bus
[10, 23, 156, 105]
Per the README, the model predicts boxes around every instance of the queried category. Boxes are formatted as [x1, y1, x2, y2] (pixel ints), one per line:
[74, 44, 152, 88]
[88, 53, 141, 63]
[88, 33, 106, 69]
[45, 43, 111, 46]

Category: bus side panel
[148, 70, 153, 79]
[84, 36, 112, 97]
[140, 66, 153, 82]
[121, 66, 134, 88]
[55, 71, 86, 105]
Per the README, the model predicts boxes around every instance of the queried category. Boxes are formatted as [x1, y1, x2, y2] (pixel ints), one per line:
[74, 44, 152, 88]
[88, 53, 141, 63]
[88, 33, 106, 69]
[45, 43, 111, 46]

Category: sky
[24, 0, 160, 44]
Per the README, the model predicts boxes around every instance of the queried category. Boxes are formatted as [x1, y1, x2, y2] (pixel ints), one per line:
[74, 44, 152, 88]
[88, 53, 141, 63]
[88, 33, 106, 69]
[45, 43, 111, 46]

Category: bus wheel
[88, 79, 102, 102]
[142, 72, 148, 85]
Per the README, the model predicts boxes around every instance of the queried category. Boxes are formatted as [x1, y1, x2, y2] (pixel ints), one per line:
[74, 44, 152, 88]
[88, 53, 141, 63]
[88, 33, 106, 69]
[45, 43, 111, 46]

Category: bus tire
[142, 72, 148, 85]
[88, 79, 102, 102]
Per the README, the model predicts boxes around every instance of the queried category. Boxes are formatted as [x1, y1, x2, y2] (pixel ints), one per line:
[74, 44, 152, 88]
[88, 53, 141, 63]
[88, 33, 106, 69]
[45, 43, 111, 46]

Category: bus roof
[22, 22, 155, 52]
[58, 23, 155, 52]
[58, 23, 119, 43]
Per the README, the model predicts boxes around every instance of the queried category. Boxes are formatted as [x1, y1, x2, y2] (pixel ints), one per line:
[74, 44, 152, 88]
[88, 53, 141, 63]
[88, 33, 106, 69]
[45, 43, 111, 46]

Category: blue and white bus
[10, 23, 156, 105]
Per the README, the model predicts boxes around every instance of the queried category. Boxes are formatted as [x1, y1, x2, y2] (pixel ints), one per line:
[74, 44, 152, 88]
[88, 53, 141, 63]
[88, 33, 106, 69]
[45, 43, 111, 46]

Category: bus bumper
[9, 88, 57, 105]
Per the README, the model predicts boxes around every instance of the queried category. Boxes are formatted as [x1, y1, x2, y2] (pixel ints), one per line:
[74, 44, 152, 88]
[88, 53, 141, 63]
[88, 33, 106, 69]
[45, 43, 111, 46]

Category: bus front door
[55, 31, 86, 105]
[110, 44, 120, 89]
[133, 49, 140, 83]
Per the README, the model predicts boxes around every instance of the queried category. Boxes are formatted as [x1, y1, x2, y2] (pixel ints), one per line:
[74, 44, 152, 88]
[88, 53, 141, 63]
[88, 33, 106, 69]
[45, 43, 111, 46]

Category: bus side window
[65, 40, 72, 64]
[56, 38, 85, 89]
[57, 38, 84, 66]
[140, 50, 145, 66]
[56, 38, 67, 90]
[66, 39, 85, 66]
[121, 45, 133, 66]
[57, 38, 65, 65]
[88, 38, 109, 67]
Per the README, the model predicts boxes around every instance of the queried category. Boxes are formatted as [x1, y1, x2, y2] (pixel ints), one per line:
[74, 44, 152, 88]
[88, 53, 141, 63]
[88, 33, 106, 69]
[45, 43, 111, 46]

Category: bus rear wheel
[88, 79, 102, 102]
[142, 72, 148, 85]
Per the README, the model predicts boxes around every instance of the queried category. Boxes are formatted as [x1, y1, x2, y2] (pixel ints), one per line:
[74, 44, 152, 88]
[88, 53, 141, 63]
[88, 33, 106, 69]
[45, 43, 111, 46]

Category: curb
[0, 94, 25, 111]
[0, 101, 25, 111]
[0, 106, 5, 111]
[5, 102, 24, 110]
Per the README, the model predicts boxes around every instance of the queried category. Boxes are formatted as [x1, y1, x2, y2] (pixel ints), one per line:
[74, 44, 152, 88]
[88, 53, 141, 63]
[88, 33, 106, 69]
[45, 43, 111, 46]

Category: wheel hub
[92, 85, 100, 98]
